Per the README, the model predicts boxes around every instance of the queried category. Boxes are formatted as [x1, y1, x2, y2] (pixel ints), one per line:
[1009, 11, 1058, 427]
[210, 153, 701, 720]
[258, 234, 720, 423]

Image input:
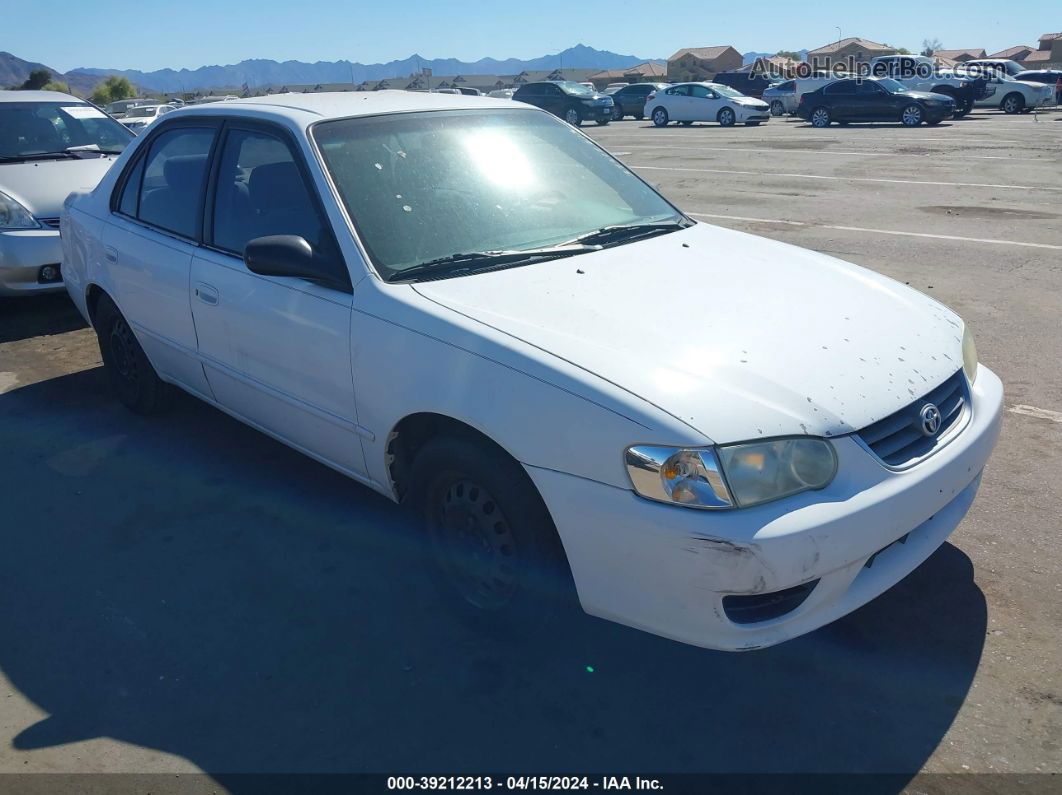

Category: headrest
[162, 154, 208, 194]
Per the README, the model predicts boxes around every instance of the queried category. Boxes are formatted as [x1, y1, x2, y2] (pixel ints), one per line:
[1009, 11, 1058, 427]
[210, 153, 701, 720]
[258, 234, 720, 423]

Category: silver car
[1, 90, 133, 295]
[762, 80, 797, 116]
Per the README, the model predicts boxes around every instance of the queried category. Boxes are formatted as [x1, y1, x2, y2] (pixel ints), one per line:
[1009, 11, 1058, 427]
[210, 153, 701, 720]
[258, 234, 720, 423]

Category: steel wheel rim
[434, 478, 519, 610]
[109, 317, 138, 383]
[564, 109, 579, 125]
[903, 106, 921, 125]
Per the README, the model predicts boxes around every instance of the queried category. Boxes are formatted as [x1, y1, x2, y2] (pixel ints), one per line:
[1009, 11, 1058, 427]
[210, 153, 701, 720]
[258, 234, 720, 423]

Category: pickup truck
[868, 55, 990, 117]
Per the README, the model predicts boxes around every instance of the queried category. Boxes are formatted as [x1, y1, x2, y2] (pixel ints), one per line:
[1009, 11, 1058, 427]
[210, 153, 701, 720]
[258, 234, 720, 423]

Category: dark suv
[607, 83, 668, 120]
[711, 72, 777, 99]
[512, 81, 614, 126]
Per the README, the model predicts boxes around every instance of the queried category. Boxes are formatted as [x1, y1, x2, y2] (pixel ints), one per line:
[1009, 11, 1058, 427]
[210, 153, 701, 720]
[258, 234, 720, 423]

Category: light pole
[836, 26, 842, 43]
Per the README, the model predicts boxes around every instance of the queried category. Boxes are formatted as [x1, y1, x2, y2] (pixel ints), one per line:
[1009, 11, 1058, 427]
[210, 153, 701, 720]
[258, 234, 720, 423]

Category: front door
[189, 123, 366, 477]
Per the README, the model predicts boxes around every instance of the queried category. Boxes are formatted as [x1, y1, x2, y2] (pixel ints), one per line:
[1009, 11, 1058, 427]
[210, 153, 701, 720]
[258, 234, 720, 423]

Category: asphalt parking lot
[1, 106, 1060, 789]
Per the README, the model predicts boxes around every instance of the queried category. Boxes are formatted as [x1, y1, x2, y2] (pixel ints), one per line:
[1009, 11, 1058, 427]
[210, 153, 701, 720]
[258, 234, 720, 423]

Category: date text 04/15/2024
[386, 776, 664, 790]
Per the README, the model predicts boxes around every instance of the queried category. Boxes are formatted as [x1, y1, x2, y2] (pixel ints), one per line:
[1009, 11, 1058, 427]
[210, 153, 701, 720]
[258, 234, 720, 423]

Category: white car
[0, 90, 134, 295]
[61, 91, 1003, 651]
[648, 82, 771, 127]
[972, 74, 1053, 113]
[487, 89, 514, 99]
[120, 103, 177, 133]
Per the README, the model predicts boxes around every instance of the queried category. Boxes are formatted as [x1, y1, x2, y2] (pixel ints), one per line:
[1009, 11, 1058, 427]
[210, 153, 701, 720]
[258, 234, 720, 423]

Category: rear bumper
[528, 366, 1003, 651]
[0, 229, 64, 296]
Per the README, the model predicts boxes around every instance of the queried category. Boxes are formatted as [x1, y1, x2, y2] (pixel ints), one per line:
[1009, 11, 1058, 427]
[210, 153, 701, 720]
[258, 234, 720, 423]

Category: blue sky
[11, 0, 1056, 73]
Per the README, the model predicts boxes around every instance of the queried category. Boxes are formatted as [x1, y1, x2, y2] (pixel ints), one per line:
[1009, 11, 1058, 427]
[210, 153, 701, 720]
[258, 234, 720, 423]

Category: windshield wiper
[562, 219, 693, 248]
[0, 145, 122, 163]
[388, 243, 600, 283]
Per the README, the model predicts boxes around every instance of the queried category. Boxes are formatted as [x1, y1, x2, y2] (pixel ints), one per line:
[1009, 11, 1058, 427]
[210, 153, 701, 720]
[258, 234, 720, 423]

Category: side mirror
[244, 235, 348, 291]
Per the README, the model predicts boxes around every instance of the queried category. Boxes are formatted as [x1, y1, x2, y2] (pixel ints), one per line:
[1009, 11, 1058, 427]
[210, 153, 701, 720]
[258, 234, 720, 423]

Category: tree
[921, 38, 943, 57]
[89, 76, 137, 107]
[19, 68, 53, 90]
[883, 44, 912, 55]
[42, 80, 71, 93]
[775, 50, 801, 60]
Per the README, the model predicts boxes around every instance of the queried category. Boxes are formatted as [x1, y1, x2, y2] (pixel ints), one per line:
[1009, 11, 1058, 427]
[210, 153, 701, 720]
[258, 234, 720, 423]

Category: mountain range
[2, 45, 662, 96]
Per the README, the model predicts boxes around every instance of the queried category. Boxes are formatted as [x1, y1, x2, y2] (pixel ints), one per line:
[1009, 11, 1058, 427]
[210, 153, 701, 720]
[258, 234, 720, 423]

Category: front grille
[857, 369, 967, 467]
[36, 217, 61, 229]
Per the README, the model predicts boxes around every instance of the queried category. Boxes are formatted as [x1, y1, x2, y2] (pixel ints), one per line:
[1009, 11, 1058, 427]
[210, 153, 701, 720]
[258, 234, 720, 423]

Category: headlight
[962, 325, 978, 383]
[0, 191, 41, 230]
[624, 437, 837, 510]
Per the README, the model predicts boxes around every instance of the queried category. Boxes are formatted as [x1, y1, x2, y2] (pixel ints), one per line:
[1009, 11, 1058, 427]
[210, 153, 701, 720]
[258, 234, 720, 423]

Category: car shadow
[0, 368, 987, 788]
[0, 293, 88, 344]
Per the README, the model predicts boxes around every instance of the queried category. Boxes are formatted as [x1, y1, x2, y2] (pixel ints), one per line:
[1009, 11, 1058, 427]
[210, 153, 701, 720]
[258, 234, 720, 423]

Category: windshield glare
[314, 109, 683, 279]
[708, 84, 743, 97]
[0, 103, 133, 158]
[558, 81, 596, 96]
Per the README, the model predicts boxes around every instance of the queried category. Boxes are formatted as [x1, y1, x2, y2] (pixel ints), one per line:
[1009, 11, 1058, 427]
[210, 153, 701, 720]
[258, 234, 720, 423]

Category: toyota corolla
[60, 92, 1002, 651]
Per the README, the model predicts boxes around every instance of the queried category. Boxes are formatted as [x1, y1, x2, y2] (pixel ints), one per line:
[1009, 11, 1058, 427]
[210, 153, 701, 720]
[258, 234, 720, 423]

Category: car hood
[733, 96, 769, 106]
[902, 90, 953, 102]
[0, 157, 118, 218]
[412, 223, 964, 444]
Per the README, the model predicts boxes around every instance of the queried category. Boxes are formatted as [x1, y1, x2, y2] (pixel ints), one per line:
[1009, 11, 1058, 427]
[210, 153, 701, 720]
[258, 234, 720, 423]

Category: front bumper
[528, 366, 1003, 651]
[0, 229, 64, 296]
[735, 106, 771, 122]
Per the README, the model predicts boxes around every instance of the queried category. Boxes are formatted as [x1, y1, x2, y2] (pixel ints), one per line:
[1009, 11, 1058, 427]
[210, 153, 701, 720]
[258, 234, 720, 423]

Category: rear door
[823, 80, 858, 120]
[103, 120, 219, 396]
[189, 120, 365, 476]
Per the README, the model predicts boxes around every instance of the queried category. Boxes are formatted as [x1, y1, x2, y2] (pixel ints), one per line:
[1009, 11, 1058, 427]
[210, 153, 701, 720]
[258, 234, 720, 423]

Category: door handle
[194, 283, 219, 306]
[103, 246, 118, 263]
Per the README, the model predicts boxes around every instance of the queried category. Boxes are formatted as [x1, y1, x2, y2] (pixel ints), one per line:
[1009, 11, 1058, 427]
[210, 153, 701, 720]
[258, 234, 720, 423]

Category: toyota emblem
[919, 403, 942, 436]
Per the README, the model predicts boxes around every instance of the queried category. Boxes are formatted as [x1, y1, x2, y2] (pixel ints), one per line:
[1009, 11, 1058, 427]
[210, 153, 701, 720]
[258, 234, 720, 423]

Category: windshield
[708, 84, 744, 97]
[0, 102, 133, 159]
[558, 81, 596, 96]
[314, 109, 684, 280]
[876, 78, 907, 93]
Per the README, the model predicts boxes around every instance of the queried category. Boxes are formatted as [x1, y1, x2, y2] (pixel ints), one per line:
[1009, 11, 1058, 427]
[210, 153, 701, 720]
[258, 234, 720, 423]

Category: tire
[717, 106, 736, 127]
[633, 113, 644, 120]
[953, 98, 971, 118]
[596, 119, 610, 126]
[651, 107, 669, 127]
[563, 107, 581, 126]
[810, 106, 831, 127]
[927, 119, 943, 126]
[94, 294, 172, 415]
[1000, 93, 1024, 114]
[900, 104, 924, 126]
[409, 435, 573, 633]
[745, 121, 761, 126]
[610, 105, 622, 121]
[770, 100, 785, 116]
[680, 120, 694, 126]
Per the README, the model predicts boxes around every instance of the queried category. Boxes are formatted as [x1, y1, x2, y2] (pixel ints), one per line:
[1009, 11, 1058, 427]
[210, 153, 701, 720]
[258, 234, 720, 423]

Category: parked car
[762, 80, 797, 116]
[972, 74, 1054, 113]
[453, 87, 483, 96]
[60, 91, 1003, 651]
[1013, 69, 1062, 88]
[607, 82, 668, 120]
[960, 58, 1026, 78]
[868, 55, 989, 116]
[120, 103, 177, 133]
[104, 98, 157, 119]
[604, 82, 630, 93]
[712, 71, 778, 99]
[0, 90, 134, 296]
[512, 81, 613, 126]
[648, 82, 770, 127]
[487, 89, 514, 99]
[797, 77, 955, 127]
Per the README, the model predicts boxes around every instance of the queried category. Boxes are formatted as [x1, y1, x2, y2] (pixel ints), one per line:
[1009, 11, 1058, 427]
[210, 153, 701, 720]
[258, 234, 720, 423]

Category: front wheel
[410, 436, 573, 631]
[563, 107, 581, 126]
[651, 107, 669, 127]
[810, 106, 831, 127]
[610, 105, 622, 121]
[770, 100, 785, 116]
[596, 118, 610, 126]
[94, 294, 172, 414]
[717, 107, 736, 127]
[900, 104, 924, 126]
[1000, 93, 1024, 114]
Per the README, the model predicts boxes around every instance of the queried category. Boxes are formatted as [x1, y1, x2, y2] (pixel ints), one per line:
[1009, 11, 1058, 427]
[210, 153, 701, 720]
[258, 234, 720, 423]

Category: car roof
[0, 89, 85, 104]
[168, 90, 519, 127]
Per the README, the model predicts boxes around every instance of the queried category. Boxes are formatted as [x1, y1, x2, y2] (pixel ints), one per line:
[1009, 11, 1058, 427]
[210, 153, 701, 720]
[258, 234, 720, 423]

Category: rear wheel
[410, 436, 573, 633]
[953, 98, 971, 117]
[563, 107, 581, 126]
[1000, 92, 1024, 114]
[810, 106, 831, 127]
[900, 104, 924, 126]
[610, 105, 622, 121]
[717, 107, 736, 127]
[770, 100, 785, 116]
[596, 118, 610, 126]
[94, 294, 172, 415]
[651, 107, 669, 127]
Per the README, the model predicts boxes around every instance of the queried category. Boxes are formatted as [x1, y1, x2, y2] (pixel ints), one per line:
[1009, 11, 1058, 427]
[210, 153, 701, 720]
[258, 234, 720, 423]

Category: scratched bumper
[527, 366, 1003, 651]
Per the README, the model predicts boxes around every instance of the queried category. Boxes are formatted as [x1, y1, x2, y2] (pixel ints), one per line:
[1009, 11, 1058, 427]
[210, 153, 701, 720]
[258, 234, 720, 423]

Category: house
[1021, 33, 1062, 66]
[806, 37, 896, 70]
[987, 44, 1036, 62]
[933, 49, 986, 63]
[589, 62, 666, 88]
[666, 46, 743, 82]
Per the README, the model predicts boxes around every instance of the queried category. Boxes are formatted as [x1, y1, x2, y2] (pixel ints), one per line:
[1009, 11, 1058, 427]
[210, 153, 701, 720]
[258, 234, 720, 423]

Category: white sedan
[61, 91, 1002, 651]
[647, 82, 771, 127]
[119, 103, 177, 133]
